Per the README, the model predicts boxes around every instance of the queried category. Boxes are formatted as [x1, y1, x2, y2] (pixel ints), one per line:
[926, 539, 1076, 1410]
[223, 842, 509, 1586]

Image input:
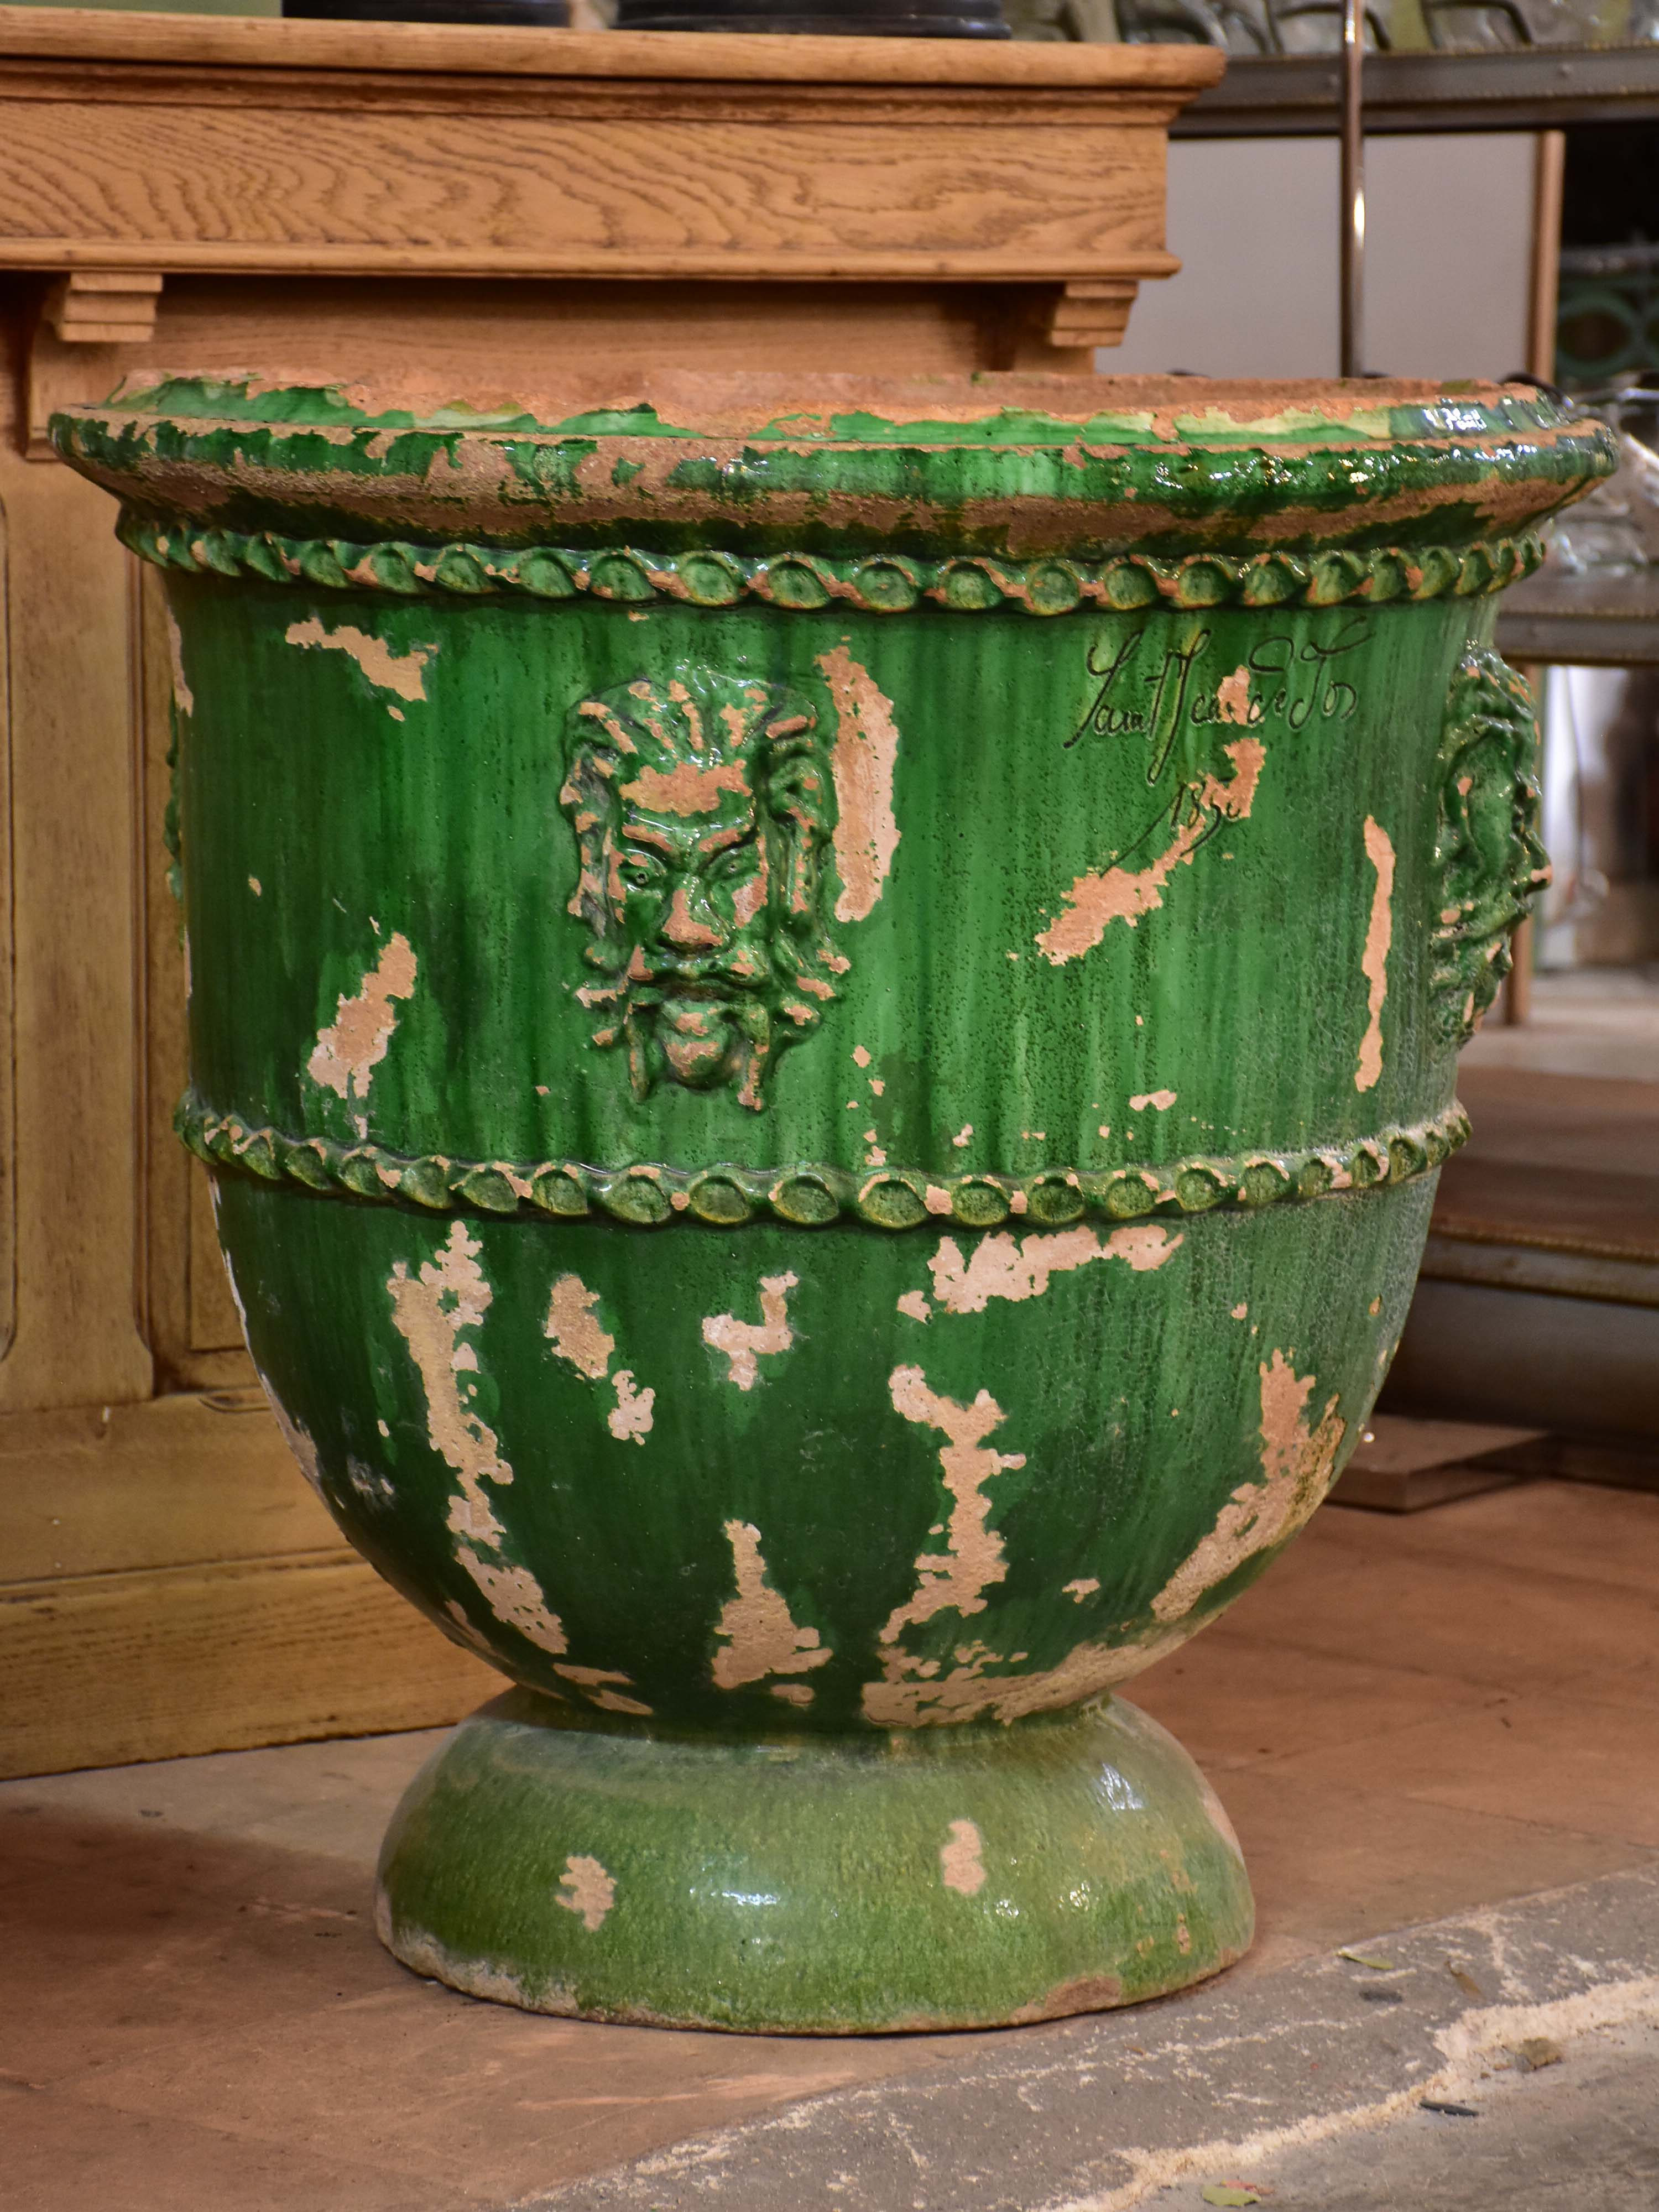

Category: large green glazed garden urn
[54, 371, 1609, 2034]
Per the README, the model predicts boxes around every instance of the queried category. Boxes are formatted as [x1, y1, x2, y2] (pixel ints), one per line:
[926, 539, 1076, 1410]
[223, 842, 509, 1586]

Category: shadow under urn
[53, 371, 1609, 2033]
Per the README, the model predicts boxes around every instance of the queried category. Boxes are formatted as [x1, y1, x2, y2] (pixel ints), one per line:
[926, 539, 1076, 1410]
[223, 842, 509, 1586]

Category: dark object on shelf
[1110, 0, 1390, 50]
[1175, 45, 1659, 132]
[1485, 1431, 1659, 1493]
[1420, 0, 1634, 49]
[1332, 1413, 1659, 1508]
[283, 0, 571, 21]
[1555, 128, 1659, 409]
[1384, 1067, 1659, 1453]
[1329, 1412, 1542, 1511]
[613, 0, 1009, 30]
[1563, 119, 1659, 248]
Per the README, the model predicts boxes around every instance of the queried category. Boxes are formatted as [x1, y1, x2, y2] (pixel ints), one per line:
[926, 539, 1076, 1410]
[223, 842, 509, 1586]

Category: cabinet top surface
[0, 4, 1223, 89]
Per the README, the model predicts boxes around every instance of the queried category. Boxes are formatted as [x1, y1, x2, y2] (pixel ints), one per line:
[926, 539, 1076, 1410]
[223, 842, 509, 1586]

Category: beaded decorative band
[178, 1090, 1468, 1230]
[121, 511, 1544, 618]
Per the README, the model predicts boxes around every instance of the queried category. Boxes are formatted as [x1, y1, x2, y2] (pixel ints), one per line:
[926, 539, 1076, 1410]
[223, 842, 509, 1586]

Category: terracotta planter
[54, 372, 1608, 2034]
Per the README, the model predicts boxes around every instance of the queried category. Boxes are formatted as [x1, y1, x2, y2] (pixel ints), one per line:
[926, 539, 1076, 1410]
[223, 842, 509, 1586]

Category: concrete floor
[526, 1864, 1659, 2212]
[7, 1478, 1659, 2211]
[1237, 2018, 1659, 2211]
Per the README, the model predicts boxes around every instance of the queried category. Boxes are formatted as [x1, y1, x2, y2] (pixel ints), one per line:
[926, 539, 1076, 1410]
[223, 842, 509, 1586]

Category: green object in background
[53, 373, 1609, 2033]
[1557, 248, 1659, 389]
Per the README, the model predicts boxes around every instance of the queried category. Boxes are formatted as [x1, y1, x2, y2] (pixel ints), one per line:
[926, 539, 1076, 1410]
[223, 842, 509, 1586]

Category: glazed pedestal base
[374, 1691, 1253, 2034]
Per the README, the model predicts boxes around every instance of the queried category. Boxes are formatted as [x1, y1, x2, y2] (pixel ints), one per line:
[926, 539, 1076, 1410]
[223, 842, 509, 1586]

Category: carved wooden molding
[0, 7, 1223, 89]
[0, 7, 1217, 290]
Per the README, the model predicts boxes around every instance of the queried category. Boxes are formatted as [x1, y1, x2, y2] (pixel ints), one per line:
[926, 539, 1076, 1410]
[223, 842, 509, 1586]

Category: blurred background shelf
[1177, 45, 1659, 136]
[1498, 566, 1659, 663]
[1379, 977, 1659, 1490]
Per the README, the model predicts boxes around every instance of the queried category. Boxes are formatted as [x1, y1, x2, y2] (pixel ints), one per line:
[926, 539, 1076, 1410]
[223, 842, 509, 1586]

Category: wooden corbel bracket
[1042, 277, 1150, 354]
[989, 267, 1178, 373]
[45, 269, 165, 345]
[25, 272, 163, 460]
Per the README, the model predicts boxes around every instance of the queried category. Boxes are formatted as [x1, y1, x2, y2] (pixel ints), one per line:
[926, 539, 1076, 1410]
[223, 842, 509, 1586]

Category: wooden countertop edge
[0, 6, 1225, 90]
[4, 242, 1184, 279]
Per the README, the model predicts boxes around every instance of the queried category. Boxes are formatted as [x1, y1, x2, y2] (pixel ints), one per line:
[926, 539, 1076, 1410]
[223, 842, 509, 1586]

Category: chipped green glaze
[53, 373, 1608, 2035]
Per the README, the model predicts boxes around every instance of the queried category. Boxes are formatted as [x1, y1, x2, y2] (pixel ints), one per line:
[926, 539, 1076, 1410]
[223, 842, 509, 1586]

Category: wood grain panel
[0, 443, 150, 1412]
[187, 1168, 247, 1359]
[0, 489, 13, 1365]
[150, 272, 1012, 383]
[0, 1389, 333, 1583]
[0, 108, 1174, 280]
[132, 560, 251, 1378]
[0, 1550, 503, 1778]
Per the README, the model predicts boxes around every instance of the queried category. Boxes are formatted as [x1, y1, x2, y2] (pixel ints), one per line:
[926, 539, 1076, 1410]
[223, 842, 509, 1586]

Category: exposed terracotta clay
[551, 1663, 652, 1718]
[284, 614, 432, 705]
[702, 1273, 799, 1390]
[711, 1519, 832, 1696]
[1355, 815, 1396, 1094]
[872, 1621, 1193, 1730]
[305, 932, 418, 1112]
[265, 1394, 324, 1496]
[940, 1818, 987, 1897]
[544, 1272, 616, 1381]
[388, 1223, 569, 1660]
[1037, 738, 1265, 966]
[608, 1370, 655, 1446]
[1150, 1350, 1345, 1624]
[165, 604, 194, 717]
[863, 1369, 1029, 1725]
[618, 758, 750, 816]
[817, 645, 901, 924]
[1215, 665, 1253, 725]
[920, 1223, 1181, 1317]
[556, 1854, 617, 1933]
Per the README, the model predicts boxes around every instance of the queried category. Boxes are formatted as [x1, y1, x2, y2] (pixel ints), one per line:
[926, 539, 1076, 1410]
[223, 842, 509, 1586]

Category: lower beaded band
[177, 1091, 1468, 1232]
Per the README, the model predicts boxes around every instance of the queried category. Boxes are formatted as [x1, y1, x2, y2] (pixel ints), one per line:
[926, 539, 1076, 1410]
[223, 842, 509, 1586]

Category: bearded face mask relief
[561, 669, 842, 1111]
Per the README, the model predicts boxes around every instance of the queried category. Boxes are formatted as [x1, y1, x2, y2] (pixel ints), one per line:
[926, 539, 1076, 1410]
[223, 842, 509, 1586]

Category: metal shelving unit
[1166, 28, 1659, 1446]
[1175, 34, 1659, 667]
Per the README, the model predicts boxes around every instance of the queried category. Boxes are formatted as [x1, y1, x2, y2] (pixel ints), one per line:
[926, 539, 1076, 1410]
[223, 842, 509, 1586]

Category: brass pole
[1505, 137, 1565, 1026]
[1528, 130, 1566, 384]
[1339, 0, 1365, 378]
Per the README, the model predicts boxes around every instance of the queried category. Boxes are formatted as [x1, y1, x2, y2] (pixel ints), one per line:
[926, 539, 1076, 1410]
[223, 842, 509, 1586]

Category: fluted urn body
[54, 372, 1608, 2032]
